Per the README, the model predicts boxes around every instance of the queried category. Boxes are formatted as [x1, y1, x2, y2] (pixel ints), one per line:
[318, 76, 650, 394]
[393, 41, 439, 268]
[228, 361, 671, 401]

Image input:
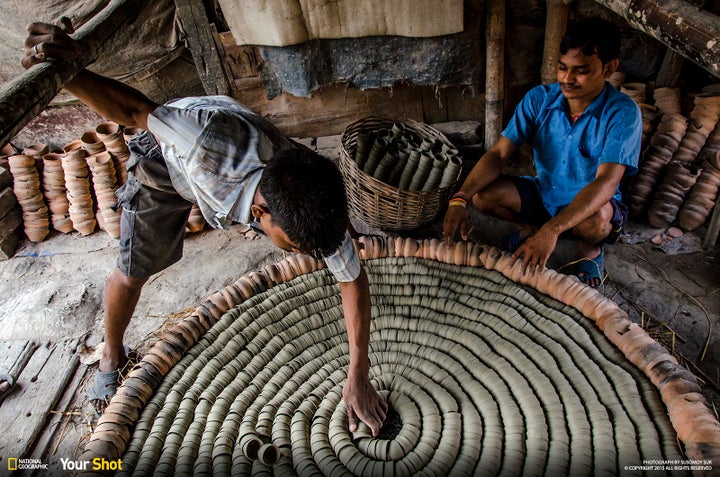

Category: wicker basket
[339, 116, 461, 231]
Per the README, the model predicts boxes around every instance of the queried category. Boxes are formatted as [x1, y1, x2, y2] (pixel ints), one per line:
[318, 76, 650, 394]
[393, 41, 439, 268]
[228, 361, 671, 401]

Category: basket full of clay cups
[339, 116, 462, 230]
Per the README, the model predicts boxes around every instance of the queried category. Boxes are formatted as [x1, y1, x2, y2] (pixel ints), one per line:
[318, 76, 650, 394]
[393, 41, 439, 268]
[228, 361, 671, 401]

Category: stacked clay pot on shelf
[620, 82, 647, 104]
[62, 140, 97, 235]
[41, 152, 74, 233]
[8, 153, 50, 242]
[628, 112, 687, 218]
[647, 94, 720, 228]
[354, 123, 461, 192]
[86, 151, 121, 238]
[653, 87, 683, 115]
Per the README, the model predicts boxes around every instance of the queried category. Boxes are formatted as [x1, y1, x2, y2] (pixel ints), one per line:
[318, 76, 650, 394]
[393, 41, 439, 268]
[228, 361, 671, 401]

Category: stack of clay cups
[653, 87, 682, 116]
[608, 71, 626, 90]
[96, 122, 131, 186]
[122, 126, 143, 145]
[647, 160, 701, 228]
[86, 151, 121, 238]
[647, 94, 720, 228]
[41, 153, 74, 233]
[678, 154, 720, 230]
[628, 112, 688, 217]
[8, 154, 50, 242]
[62, 140, 96, 235]
[696, 115, 720, 165]
[620, 82, 647, 104]
[671, 94, 720, 164]
[638, 104, 660, 147]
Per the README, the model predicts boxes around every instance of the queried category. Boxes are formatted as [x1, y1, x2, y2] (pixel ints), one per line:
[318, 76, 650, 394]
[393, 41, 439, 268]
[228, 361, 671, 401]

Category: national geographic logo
[7, 458, 49, 470]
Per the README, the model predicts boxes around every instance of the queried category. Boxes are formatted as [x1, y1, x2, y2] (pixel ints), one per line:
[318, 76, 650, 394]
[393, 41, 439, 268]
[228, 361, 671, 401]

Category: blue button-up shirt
[502, 82, 642, 215]
[146, 96, 361, 282]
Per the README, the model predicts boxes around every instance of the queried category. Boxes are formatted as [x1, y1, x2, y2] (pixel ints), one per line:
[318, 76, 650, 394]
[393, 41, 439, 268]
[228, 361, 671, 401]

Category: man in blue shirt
[444, 17, 642, 288]
[23, 20, 387, 434]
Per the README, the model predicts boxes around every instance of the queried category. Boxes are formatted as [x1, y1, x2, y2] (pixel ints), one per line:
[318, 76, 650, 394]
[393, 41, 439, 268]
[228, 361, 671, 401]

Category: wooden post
[703, 201, 720, 251]
[174, 0, 230, 96]
[0, 0, 147, 148]
[484, 0, 505, 150]
[592, 0, 720, 78]
[540, 0, 570, 85]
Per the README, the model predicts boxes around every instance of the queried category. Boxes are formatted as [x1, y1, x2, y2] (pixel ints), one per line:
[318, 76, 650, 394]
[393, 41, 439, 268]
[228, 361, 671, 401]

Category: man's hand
[513, 226, 558, 272]
[443, 203, 470, 246]
[22, 18, 85, 69]
[343, 371, 387, 437]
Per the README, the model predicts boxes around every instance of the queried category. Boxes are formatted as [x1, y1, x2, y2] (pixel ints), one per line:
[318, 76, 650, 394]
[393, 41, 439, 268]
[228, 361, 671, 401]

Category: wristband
[452, 191, 470, 202]
[448, 197, 467, 208]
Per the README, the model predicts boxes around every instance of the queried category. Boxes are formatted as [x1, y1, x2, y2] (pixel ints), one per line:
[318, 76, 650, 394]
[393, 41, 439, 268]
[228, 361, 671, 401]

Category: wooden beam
[174, 0, 230, 96]
[541, 0, 569, 85]
[0, 0, 147, 148]
[593, 0, 720, 78]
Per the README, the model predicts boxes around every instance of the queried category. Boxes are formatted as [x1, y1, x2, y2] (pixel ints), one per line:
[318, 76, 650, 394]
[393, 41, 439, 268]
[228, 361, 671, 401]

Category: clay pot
[81, 131, 106, 155]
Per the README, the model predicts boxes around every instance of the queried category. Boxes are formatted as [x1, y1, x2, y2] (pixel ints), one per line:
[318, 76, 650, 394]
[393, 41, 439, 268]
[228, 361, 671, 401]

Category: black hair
[560, 17, 621, 65]
[258, 148, 349, 259]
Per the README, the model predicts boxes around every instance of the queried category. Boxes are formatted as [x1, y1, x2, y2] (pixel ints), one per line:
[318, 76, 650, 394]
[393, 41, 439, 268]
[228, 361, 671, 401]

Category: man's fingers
[58, 16, 75, 34]
[347, 407, 358, 432]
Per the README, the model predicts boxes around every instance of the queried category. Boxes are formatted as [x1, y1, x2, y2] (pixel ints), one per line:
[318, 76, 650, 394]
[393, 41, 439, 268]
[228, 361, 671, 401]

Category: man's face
[256, 210, 302, 254]
[557, 47, 617, 103]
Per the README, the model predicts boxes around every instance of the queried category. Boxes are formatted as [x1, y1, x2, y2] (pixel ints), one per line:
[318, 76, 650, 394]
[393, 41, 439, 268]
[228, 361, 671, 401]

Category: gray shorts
[115, 132, 194, 277]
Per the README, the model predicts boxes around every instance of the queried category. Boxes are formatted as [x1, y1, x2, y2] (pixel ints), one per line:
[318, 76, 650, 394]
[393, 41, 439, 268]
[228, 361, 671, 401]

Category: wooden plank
[0, 0, 149, 148]
[0, 228, 21, 261]
[0, 168, 12, 190]
[0, 205, 22, 242]
[234, 82, 485, 138]
[0, 187, 19, 219]
[0, 339, 81, 458]
[27, 356, 85, 461]
[174, 0, 230, 96]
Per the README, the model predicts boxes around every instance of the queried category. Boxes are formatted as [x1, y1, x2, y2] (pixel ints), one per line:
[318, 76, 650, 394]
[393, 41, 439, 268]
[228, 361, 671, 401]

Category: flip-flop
[572, 246, 605, 288]
[0, 373, 15, 403]
[499, 230, 527, 253]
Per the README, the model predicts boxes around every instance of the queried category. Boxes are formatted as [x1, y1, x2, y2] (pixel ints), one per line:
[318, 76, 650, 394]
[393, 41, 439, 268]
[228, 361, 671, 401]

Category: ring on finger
[32, 44, 39, 55]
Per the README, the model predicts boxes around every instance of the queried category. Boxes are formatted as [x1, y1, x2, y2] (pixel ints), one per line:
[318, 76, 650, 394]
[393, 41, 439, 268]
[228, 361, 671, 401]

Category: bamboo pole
[484, 0, 505, 150]
[592, 0, 720, 79]
[540, 0, 570, 85]
[0, 0, 147, 148]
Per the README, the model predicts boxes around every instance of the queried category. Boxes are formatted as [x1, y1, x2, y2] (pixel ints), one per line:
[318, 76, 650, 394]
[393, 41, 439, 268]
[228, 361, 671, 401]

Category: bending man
[23, 20, 387, 434]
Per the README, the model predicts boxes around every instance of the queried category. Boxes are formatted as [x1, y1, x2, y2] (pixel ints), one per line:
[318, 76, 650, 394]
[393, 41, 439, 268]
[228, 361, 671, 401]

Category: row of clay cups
[653, 87, 682, 115]
[8, 154, 50, 241]
[678, 160, 720, 230]
[42, 153, 74, 233]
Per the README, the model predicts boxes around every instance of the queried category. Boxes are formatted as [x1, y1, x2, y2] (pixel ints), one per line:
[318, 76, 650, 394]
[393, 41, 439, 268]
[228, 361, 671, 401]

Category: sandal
[0, 373, 16, 403]
[499, 230, 527, 253]
[572, 246, 605, 288]
[87, 345, 137, 415]
[88, 369, 121, 415]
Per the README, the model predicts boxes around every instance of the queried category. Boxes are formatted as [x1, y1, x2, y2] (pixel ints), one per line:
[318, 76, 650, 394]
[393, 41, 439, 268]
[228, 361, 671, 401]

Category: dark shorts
[508, 176, 628, 244]
[115, 132, 194, 277]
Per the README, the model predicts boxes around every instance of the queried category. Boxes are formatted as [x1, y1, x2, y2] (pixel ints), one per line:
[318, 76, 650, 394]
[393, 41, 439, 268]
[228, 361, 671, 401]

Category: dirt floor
[0, 111, 719, 470]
